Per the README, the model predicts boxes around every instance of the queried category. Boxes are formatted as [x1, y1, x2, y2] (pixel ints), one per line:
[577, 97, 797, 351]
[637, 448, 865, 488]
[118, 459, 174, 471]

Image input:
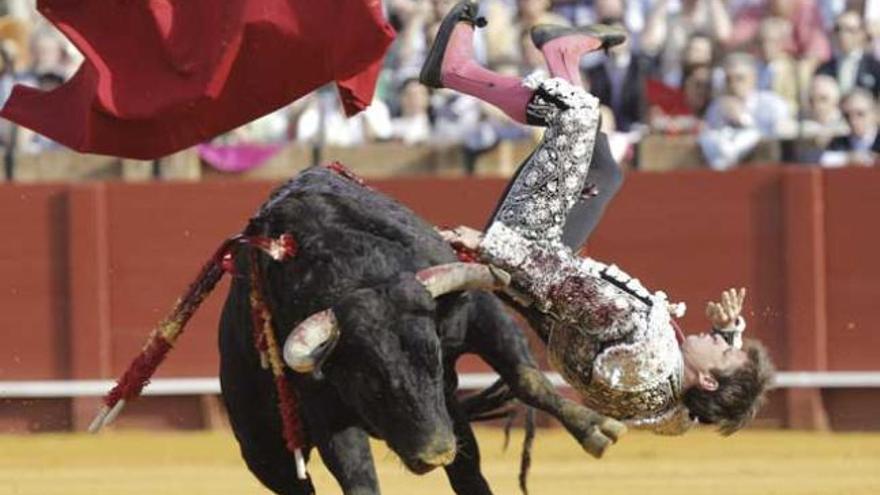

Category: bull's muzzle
[418, 444, 457, 467]
[412, 434, 457, 472]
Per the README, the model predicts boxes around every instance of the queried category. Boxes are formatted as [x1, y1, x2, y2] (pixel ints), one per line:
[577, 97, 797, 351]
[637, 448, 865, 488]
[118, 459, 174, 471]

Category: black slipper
[419, 0, 486, 89]
[530, 23, 626, 52]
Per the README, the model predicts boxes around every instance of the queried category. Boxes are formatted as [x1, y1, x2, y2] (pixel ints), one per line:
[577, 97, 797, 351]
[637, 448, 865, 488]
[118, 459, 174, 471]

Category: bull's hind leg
[219, 279, 316, 495]
[465, 291, 625, 458]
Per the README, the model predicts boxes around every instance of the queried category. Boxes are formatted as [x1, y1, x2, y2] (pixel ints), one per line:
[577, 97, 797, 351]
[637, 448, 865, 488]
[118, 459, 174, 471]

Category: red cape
[1, 0, 395, 159]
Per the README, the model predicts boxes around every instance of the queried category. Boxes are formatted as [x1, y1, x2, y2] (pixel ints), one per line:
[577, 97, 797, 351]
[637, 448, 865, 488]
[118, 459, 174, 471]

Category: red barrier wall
[1, 167, 878, 431]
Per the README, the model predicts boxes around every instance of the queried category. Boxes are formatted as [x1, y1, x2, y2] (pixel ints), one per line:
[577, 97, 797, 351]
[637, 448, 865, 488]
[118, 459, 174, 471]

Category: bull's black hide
[219, 166, 613, 495]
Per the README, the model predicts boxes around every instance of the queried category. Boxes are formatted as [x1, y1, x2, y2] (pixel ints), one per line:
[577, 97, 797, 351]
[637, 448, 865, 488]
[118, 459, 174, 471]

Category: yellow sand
[1, 428, 879, 494]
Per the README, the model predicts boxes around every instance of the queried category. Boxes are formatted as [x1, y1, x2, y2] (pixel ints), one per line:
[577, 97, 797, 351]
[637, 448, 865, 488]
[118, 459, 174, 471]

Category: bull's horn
[283, 309, 340, 373]
[416, 263, 511, 298]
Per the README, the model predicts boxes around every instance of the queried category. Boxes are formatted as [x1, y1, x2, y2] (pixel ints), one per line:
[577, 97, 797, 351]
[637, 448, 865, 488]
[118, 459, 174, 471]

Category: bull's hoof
[580, 417, 626, 458]
[600, 417, 627, 442]
[581, 430, 613, 458]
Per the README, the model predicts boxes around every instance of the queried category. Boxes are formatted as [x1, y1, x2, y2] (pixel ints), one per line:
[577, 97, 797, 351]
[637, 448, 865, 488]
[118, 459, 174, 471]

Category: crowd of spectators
[0, 0, 79, 158]
[373, 0, 880, 170]
[1, 0, 880, 172]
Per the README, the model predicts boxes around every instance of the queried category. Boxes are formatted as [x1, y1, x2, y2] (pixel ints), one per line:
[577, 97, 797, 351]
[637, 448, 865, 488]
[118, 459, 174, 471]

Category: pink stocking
[540, 35, 602, 87]
[440, 24, 533, 124]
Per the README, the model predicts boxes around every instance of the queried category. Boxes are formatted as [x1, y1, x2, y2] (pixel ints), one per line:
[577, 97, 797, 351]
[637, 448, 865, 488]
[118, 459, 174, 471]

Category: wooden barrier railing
[4, 136, 815, 182]
[1, 167, 879, 432]
[8, 143, 475, 183]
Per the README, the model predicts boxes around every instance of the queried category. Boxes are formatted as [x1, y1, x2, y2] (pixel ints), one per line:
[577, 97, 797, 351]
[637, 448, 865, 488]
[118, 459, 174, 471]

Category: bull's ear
[283, 309, 340, 373]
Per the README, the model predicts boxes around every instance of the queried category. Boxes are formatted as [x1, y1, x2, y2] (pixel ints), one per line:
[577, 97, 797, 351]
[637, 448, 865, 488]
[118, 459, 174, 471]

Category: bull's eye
[365, 376, 385, 402]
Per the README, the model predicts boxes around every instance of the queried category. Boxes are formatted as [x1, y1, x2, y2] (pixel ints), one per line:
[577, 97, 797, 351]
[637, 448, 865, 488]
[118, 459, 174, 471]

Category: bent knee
[535, 78, 601, 133]
[591, 132, 625, 193]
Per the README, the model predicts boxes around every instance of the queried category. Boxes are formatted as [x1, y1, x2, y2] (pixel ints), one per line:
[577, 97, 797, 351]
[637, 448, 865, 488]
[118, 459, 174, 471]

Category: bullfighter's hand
[705, 287, 745, 329]
[437, 225, 483, 251]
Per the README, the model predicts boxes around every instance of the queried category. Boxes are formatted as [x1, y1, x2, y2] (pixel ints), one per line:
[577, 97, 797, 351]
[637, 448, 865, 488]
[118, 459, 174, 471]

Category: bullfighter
[428, 0, 775, 444]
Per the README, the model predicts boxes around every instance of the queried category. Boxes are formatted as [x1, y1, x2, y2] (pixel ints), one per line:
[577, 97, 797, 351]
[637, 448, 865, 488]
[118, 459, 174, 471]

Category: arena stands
[0, 0, 878, 180]
[2, 1, 880, 438]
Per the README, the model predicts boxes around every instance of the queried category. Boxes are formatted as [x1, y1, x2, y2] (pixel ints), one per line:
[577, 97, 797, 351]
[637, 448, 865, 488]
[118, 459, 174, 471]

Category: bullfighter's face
[681, 333, 748, 390]
[323, 275, 457, 474]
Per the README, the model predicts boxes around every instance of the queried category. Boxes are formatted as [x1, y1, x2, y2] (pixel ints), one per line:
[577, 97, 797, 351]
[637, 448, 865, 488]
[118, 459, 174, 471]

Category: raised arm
[706, 287, 747, 348]
[707, 0, 733, 47]
[641, 0, 671, 55]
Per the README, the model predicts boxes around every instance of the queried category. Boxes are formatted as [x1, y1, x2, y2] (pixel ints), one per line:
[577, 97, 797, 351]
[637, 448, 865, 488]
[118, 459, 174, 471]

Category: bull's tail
[518, 408, 536, 495]
[461, 378, 514, 421]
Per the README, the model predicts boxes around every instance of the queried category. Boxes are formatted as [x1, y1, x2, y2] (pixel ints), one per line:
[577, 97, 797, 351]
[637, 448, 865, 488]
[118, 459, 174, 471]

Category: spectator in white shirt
[295, 88, 392, 147]
[699, 52, 794, 170]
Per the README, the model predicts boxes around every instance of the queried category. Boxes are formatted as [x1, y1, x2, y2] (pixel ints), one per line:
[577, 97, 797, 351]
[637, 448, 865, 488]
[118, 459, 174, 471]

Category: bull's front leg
[442, 365, 494, 495]
[219, 279, 317, 495]
[464, 291, 626, 458]
[510, 365, 625, 458]
[314, 425, 380, 495]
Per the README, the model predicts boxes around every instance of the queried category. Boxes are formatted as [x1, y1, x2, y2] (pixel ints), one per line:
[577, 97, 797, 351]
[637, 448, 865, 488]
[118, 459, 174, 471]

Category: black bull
[219, 166, 620, 494]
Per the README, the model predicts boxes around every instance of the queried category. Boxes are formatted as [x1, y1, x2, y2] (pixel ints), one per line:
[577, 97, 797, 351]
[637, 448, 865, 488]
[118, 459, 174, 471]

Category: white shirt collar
[851, 126, 878, 151]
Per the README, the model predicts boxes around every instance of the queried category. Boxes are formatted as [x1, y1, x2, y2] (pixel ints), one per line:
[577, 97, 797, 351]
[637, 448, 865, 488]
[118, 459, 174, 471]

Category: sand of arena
[1, 427, 879, 494]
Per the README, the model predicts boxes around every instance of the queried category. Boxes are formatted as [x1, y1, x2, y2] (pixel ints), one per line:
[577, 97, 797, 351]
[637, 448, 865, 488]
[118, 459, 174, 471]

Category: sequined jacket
[480, 223, 694, 435]
[479, 76, 694, 434]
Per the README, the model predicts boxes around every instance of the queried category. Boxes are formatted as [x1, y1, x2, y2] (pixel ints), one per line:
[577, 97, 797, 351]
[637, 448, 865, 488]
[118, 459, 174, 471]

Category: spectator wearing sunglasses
[816, 10, 880, 98]
[820, 88, 879, 167]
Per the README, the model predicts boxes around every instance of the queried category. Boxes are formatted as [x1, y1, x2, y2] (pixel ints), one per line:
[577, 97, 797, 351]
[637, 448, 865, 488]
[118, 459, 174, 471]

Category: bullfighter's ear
[283, 309, 341, 373]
